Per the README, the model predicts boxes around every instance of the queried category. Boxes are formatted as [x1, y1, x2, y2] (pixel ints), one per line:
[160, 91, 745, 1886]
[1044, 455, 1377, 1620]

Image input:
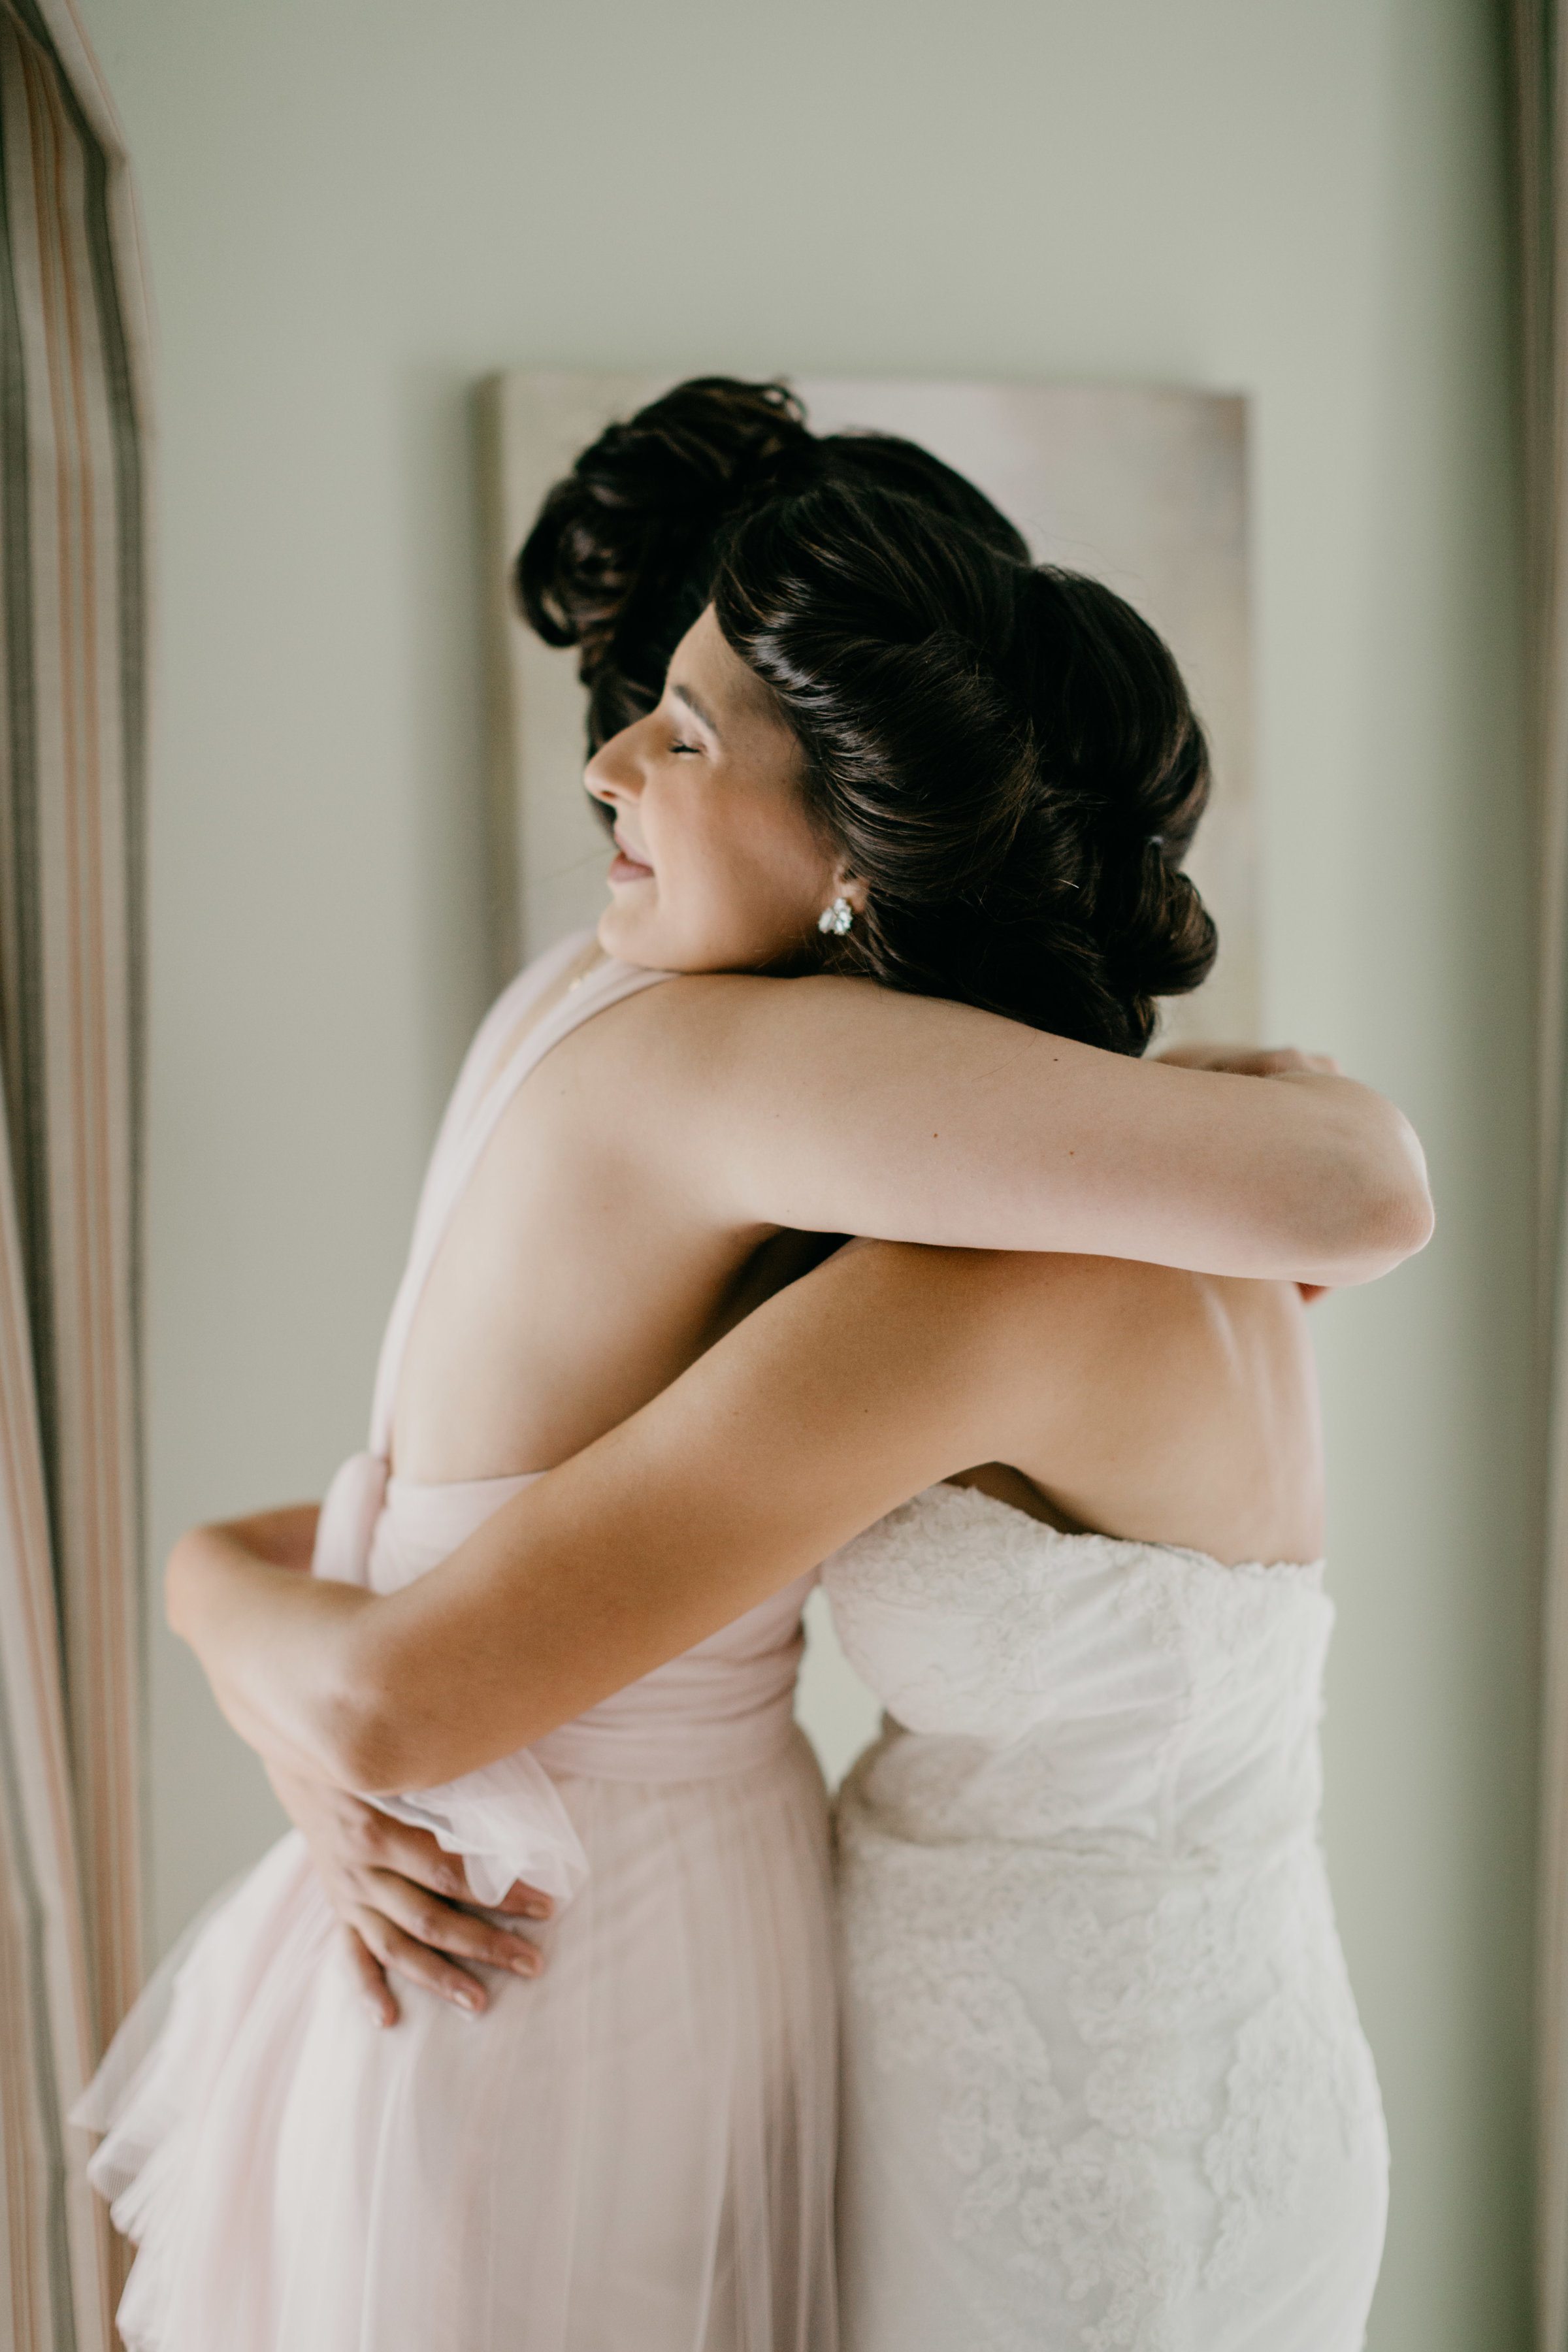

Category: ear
[835, 871, 868, 915]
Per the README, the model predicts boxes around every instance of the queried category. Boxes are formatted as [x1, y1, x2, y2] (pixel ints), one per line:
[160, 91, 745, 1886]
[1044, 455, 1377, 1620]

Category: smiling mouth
[610, 833, 654, 881]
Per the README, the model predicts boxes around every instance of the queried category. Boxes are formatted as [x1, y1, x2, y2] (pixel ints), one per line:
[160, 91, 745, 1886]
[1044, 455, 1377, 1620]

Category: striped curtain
[0, 1, 150, 2346]
[1514, 3, 1568, 2345]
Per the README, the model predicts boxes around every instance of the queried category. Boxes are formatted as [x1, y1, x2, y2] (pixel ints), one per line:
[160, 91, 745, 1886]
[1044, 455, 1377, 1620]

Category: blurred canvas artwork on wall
[480, 371, 1256, 1049]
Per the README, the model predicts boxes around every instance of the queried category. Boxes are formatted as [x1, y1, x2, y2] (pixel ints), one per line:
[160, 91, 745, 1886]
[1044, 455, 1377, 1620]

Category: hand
[1156, 1043, 1341, 1078]
[267, 1761, 551, 2026]
[223, 1501, 322, 1571]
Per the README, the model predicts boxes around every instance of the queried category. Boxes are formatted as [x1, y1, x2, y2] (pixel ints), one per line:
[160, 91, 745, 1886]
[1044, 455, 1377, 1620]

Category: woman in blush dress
[85, 393, 1427, 2352]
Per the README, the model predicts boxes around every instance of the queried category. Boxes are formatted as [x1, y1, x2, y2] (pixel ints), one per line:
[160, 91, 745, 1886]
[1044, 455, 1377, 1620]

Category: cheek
[664, 784, 814, 904]
[713, 800, 833, 930]
[629, 771, 835, 968]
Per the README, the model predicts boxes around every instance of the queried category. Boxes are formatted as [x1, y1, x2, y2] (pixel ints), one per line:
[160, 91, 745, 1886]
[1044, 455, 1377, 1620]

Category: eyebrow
[670, 679, 721, 739]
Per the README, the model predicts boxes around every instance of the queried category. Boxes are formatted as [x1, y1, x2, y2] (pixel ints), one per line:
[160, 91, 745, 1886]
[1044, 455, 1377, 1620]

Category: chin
[598, 897, 667, 971]
[598, 892, 804, 978]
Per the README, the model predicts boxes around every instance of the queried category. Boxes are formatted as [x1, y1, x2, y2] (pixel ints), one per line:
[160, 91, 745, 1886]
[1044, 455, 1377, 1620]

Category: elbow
[310, 1632, 418, 1793]
[1334, 1179, 1434, 1286]
[1377, 1151, 1437, 1267]
[244, 1597, 412, 1793]
[312, 1674, 408, 1795]
[164, 1523, 219, 1643]
[1322, 1104, 1435, 1284]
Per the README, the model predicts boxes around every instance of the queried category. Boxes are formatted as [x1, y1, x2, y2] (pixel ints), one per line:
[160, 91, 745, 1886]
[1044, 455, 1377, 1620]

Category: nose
[584, 719, 645, 811]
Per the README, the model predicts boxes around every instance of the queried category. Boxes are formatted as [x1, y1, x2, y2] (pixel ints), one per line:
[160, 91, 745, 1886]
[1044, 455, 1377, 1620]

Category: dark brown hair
[518, 377, 1028, 749]
[713, 482, 1215, 1054]
[520, 378, 1215, 1055]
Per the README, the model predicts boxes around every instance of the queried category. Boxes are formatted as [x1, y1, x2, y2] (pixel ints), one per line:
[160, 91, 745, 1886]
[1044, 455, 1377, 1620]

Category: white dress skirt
[77, 941, 839, 2352]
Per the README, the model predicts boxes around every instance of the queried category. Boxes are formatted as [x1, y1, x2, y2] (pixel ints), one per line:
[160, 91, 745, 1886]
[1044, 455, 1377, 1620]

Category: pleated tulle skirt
[83, 1731, 838, 2352]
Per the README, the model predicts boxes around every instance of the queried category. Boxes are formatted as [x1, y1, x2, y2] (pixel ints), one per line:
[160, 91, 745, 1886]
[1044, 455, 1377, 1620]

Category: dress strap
[366, 939, 672, 1460]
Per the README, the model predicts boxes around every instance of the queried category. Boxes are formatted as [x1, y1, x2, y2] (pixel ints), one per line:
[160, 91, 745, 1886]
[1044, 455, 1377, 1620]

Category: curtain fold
[0, 1, 150, 2344]
[1514, 3, 1568, 2345]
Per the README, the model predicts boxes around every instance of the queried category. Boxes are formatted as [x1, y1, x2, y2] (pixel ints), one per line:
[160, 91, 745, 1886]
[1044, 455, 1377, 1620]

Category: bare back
[384, 928, 1423, 1496]
[391, 951, 837, 1481]
[936, 1250, 1324, 1568]
[393, 943, 1323, 1574]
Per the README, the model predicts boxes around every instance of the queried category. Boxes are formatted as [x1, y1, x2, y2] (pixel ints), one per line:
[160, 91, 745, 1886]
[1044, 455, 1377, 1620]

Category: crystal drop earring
[817, 894, 854, 937]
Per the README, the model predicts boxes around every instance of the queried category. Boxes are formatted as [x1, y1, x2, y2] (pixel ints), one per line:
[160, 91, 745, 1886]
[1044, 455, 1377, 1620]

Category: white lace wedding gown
[825, 1481, 1388, 2352]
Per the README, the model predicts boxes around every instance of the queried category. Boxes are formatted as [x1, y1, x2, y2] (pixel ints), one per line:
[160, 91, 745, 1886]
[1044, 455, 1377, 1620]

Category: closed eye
[669, 737, 702, 756]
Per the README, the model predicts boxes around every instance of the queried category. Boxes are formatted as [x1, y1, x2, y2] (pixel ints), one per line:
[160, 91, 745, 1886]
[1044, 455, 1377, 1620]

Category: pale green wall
[77, 2, 1531, 2344]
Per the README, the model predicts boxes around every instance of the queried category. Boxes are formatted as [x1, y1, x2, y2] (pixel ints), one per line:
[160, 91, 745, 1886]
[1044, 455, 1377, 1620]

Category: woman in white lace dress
[344, 1211, 1390, 2352]
[129, 391, 1426, 2352]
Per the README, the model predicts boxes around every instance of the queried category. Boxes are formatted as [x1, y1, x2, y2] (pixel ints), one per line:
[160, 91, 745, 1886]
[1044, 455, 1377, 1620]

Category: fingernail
[511, 1952, 539, 1977]
[522, 1901, 551, 1921]
[457, 1988, 484, 2014]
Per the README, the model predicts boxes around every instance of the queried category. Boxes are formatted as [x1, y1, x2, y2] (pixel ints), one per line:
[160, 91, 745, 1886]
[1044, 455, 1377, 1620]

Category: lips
[610, 832, 653, 883]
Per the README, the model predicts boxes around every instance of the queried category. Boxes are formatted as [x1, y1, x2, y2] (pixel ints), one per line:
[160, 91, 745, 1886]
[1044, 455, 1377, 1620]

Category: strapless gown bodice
[824, 1479, 1331, 1858]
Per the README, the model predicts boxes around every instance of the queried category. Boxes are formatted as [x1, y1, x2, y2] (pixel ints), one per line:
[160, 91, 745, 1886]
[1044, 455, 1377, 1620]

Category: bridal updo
[713, 482, 1216, 1056]
[519, 377, 1215, 1056]
[518, 377, 1028, 749]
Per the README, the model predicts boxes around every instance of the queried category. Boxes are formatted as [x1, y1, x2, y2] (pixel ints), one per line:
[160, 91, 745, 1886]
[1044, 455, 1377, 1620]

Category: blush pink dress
[77, 936, 838, 2352]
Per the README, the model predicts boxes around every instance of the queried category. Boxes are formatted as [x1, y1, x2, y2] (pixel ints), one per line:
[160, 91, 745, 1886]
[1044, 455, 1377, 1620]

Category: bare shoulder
[566, 968, 1051, 1079]
[551, 970, 1031, 1175]
[549, 971, 822, 1088]
[519, 972, 749, 1113]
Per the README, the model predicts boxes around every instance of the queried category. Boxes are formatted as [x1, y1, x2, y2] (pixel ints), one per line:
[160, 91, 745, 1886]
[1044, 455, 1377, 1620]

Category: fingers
[494, 1879, 555, 1921]
[1158, 1043, 1343, 1079]
[364, 1869, 545, 1978]
[353, 1908, 489, 2013]
[351, 1810, 474, 1900]
[345, 1925, 400, 2029]
[351, 1814, 553, 1922]
[1226, 1047, 1312, 1076]
[1255, 1047, 1339, 1077]
[350, 1906, 539, 2016]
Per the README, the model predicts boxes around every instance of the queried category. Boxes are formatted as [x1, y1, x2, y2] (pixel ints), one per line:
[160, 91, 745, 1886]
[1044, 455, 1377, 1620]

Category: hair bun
[1104, 841, 1218, 1013]
[712, 490, 1217, 1054]
[517, 380, 815, 742]
[516, 379, 1031, 751]
[997, 567, 1217, 1038]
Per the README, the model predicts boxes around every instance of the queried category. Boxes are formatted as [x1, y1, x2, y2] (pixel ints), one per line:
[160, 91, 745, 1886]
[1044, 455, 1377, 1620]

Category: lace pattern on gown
[828, 1483, 1386, 2352]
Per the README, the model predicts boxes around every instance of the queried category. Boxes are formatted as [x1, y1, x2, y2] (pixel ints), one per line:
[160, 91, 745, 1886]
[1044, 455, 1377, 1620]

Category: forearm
[760, 1060, 1430, 1282]
[303, 1254, 1009, 1792]
[166, 1518, 376, 1786]
[665, 980, 1433, 1282]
